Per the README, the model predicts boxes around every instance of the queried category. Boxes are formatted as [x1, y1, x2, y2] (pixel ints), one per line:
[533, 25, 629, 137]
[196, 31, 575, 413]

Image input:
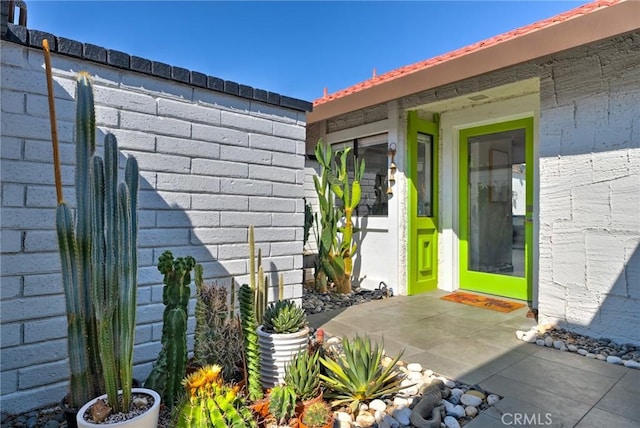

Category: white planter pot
[257, 325, 310, 388]
[76, 388, 160, 428]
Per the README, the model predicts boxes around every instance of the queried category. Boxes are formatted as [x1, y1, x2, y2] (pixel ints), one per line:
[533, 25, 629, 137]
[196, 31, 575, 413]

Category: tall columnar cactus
[248, 225, 269, 325]
[145, 251, 197, 409]
[314, 141, 364, 294]
[238, 284, 263, 401]
[55, 72, 139, 411]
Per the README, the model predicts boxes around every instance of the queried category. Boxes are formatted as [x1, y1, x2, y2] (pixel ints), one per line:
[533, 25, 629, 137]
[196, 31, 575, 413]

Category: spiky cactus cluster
[268, 385, 297, 425]
[239, 283, 263, 401]
[193, 269, 243, 381]
[175, 365, 256, 428]
[302, 401, 332, 428]
[262, 300, 307, 334]
[56, 72, 139, 411]
[145, 251, 196, 409]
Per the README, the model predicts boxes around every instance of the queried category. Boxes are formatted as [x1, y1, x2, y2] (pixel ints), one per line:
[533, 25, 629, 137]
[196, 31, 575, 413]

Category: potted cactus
[257, 300, 310, 388]
[300, 401, 334, 428]
[267, 385, 298, 428]
[174, 364, 256, 428]
[48, 71, 160, 426]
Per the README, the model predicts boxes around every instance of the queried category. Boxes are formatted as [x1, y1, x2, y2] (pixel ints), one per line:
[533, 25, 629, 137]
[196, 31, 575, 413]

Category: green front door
[407, 111, 438, 295]
[459, 118, 533, 301]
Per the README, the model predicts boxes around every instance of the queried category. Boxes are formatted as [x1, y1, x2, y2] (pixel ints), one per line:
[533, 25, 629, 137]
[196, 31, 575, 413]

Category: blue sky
[28, 1, 588, 102]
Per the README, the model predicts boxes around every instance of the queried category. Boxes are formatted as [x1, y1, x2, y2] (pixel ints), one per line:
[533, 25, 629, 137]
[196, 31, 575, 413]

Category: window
[332, 133, 388, 217]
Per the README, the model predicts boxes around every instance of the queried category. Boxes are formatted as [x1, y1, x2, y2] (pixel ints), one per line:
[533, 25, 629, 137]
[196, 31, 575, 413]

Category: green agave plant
[319, 335, 405, 414]
[284, 349, 321, 401]
[262, 300, 307, 334]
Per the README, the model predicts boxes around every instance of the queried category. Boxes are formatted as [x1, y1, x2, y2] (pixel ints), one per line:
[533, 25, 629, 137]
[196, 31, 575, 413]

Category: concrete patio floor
[307, 290, 640, 428]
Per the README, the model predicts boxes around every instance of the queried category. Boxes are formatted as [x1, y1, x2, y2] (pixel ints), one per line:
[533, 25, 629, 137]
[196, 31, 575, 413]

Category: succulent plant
[145, 252, 197, 409]
[239, 283, 263, 401]
[268, 385, 297, 425]
[301, 401, 333, 428]
[262, 300, 308, 334]
[175, 364, 256, 428]
[54, 72, 139, 411]
[320, 335, 405, 414]
[284, 349, 321, 401]
[193, 271, 243, 382]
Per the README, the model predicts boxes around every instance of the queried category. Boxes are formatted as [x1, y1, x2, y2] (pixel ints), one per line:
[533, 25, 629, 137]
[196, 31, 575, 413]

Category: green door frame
[458, 117, 533, 301]
[407, 111, 439, 295]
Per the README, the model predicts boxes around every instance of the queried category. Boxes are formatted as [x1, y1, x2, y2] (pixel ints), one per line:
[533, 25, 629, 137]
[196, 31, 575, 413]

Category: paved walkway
[307, 290, 639, 428]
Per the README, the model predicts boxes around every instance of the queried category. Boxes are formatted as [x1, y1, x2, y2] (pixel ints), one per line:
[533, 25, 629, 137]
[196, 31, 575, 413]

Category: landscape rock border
[516, 325, 640, 369]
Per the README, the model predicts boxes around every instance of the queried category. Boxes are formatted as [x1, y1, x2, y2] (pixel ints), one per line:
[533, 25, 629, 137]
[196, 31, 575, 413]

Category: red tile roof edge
[313, 0, 623, 106]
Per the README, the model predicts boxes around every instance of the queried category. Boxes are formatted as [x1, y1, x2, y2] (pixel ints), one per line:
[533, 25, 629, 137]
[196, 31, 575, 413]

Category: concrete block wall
[537, 32, 640, 344]
[0, 25, 311, 413]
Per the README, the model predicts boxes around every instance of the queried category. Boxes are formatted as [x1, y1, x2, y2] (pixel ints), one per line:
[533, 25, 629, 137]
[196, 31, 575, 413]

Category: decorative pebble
[553, 340, 564, 349]
[444, 415, 461, 428]
[577, 349, 588, 356]
[407, 371, 423, 381]
[465, 390, 486, 400]
[356, 412, 376, 428]
[568, 344, 578, 352]
[369, 399, 387, 413]
[522, 331, 537, 343]
[544, 336, 553, 347]
[407, 363, 423, 372]
[586, 353, 597, 359]
[487, 394, 500, 406]
[381, 414, 400, 428]
[460, 394, 482, 407]
[596, 354, 606, 361]
[393, 397, 409, 408]
[442, 379, 456, 389]
[374, 410, 385, 424]
[465, 406, 478, 417]
[392, 408, 411, 426]
[450, 405, 465, 418]
[606, 356, 623, 365]
[624, 360, 640, 369]
[536, 339, 545, 346]
[336, 411, 353, 428]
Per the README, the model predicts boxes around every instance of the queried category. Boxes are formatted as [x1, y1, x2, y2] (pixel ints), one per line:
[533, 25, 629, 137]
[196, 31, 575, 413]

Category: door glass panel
[417, 133, 432, 217]
[467, 129, 525, 277]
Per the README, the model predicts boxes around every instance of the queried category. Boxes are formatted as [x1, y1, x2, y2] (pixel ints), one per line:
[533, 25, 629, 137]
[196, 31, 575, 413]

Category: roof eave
[308, 0, 640, 124]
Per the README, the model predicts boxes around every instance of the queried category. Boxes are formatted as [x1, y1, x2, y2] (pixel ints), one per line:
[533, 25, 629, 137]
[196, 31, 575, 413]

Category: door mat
[441, 291, 526, 313]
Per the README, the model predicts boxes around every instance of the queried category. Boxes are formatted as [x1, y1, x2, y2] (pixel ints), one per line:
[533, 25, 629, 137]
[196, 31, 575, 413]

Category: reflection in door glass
[417, 133, 432, 217]
[467, 128, 525, 277]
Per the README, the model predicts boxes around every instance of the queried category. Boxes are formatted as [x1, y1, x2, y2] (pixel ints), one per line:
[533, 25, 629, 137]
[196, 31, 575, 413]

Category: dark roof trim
[1, 23, 313, 113]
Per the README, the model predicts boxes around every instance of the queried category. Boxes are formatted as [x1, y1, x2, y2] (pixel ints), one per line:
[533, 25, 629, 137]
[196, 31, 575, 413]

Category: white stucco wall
[537, 33, 640, 344]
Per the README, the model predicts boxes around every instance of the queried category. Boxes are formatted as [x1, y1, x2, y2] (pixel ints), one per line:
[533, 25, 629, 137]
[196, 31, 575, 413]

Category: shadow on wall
[0, 58, 302, 413]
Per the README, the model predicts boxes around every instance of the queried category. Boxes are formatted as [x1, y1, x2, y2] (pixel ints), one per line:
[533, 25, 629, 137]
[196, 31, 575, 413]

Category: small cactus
[175, 365, 256, 428]
[262, 300, 307, 334]
[301, 401, 332, 428]
[268, 385, 297, 425]
[145, 251, 197, 409]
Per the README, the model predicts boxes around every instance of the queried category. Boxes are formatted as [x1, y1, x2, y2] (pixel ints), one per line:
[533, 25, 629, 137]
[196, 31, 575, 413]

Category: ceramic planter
[76, 388, 160, 428]
[257, 325, 310, 388]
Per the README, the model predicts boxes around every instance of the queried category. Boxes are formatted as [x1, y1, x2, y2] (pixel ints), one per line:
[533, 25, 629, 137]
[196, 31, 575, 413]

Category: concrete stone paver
[307, 290, 637, 427]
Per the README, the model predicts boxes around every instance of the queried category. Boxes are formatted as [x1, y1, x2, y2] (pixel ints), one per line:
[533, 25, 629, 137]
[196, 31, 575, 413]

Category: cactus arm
[57, 203, 94, 408]
[117, 182, 135, 411]
[238, 284, 263, 400]
[165, 307, 188, 407]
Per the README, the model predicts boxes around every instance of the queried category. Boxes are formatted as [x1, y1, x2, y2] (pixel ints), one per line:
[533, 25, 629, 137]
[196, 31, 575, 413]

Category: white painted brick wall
[538, 34, 640, 345]
[0, 41, 307, 413]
